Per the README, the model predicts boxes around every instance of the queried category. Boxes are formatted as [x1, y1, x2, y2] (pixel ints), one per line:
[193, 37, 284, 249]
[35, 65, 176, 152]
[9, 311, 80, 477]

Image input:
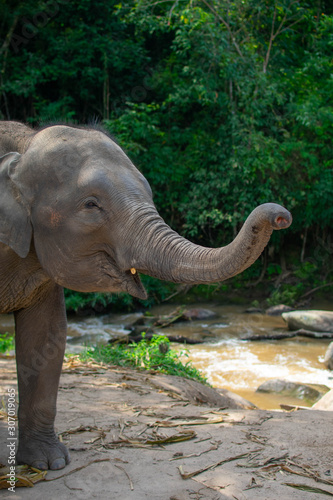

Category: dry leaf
[0, 465, 47, 489]
[284, 482, 333, 496]
[151, 416, 224, 427]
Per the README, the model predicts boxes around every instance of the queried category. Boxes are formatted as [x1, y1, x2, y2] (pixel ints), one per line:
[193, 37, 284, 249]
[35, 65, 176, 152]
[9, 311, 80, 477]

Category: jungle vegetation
[79, 333, 208, 383]
[1, 0, 333, 310]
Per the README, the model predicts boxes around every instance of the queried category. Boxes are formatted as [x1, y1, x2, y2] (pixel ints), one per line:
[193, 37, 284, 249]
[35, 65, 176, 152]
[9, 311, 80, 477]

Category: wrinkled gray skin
[0, 121, 292, 470]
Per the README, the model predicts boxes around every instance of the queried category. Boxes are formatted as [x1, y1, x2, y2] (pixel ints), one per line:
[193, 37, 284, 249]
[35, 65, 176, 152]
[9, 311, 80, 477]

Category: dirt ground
[1, 357, 332, 500]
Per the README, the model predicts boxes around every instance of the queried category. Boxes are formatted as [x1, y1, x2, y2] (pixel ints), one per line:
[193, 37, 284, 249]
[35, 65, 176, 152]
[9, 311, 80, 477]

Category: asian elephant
[0, 121, 292, 470]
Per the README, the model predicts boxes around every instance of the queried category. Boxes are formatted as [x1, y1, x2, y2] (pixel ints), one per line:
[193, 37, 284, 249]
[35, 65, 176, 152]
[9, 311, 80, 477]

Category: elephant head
[0, 125, 292, 299]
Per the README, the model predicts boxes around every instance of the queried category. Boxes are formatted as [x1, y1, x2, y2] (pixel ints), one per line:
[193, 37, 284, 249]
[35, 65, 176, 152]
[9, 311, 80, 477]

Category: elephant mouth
[123, 269, 148, 300]
[102, 251, 147, 300]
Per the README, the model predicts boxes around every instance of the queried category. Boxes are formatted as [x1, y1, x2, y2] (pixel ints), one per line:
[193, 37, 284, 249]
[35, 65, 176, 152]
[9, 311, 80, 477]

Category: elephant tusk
[130, 268, 137, 275]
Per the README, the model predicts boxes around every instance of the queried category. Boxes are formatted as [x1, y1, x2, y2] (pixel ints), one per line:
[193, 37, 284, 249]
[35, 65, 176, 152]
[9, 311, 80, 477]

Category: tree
[1, 0, 333, 270]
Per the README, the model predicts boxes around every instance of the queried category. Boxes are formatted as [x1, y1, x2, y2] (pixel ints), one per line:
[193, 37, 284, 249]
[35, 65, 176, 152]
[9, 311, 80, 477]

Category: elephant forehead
[19, 125, 153, 199]
[77, 167, 112, 188]
[30, 125, 102, 145]
[27, 126, 123, 164]
[77, 162, 148, 193]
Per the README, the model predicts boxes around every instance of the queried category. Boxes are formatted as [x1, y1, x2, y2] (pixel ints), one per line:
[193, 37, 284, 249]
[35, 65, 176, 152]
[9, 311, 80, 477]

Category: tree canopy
[1, 0, 333, 306]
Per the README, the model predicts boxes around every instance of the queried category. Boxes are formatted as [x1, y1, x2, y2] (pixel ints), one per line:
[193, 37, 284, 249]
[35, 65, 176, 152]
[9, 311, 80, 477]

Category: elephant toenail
[32, 461, 48, 470]
[50, 457, 66, 470]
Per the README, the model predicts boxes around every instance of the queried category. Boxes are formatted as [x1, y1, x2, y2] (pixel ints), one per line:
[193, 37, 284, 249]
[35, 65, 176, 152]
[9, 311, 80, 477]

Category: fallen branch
[281, 464, 333, 487]
[154, 306, 187, 327]
[114, 464, 134, 491]
[170, 444, 218, 461]
[301, 282, 333, 299]
[162, 284, 193, 302]
[178, 449, 262, 479]
[103, 429, 197, 449]
[44, 458, 111, 482]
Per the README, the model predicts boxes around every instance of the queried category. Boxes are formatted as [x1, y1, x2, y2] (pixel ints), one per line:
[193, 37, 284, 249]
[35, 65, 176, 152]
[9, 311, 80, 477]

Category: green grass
[1, 329, 207, 385]
[0, 333, 14, 354]
[78, 333, 208, 385]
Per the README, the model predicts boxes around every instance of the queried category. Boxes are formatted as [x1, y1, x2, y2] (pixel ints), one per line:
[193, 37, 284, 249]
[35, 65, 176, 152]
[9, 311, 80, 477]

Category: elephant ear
[0, 152, 32, 258]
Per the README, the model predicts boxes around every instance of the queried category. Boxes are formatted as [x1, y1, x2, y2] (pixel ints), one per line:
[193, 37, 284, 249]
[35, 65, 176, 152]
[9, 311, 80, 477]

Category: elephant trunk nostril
[273, 214, 292, 229]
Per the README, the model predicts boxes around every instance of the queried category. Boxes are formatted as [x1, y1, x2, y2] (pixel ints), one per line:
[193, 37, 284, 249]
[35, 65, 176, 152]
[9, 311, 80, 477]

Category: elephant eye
[85, 200, 99, 209]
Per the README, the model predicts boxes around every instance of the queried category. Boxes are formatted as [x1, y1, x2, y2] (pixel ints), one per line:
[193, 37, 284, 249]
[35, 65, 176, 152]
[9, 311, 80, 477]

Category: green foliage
[1, 0, 333, 300]
[64, 289, 134, 313]
[64, 275, 176, 312]
[79, 334, 208, 384]
[0, 0, 150, 122]
[266, 284, 303, 307]
[139, 275, 177, 308]
[0, 333, 14, 354]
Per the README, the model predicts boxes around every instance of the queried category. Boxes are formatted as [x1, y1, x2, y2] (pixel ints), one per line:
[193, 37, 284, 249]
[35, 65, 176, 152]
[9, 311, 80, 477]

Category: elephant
[0, 121, 292, 470]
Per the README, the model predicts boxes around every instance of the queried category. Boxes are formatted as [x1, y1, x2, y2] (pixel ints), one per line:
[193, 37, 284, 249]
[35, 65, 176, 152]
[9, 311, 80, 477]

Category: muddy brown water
[1, 302, 332, 410]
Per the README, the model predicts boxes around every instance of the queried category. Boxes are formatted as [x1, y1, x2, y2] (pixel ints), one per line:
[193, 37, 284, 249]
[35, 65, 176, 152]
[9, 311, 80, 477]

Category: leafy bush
[79, 334, 208, 384]
[0, 334, 14, 354]
[266, 285, 302, 307]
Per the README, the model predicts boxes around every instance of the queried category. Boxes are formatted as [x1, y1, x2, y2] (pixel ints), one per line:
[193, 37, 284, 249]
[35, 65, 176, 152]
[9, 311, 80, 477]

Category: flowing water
[140, 303, 333, 409]
[1, 302, 332, 410]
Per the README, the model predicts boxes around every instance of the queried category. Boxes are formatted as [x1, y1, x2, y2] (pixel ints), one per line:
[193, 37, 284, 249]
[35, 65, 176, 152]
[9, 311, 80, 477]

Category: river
[1, 302, 332, 410]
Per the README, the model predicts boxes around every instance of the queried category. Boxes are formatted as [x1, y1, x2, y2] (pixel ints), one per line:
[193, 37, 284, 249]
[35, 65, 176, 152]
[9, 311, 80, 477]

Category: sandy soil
[1, 357, 332, 500]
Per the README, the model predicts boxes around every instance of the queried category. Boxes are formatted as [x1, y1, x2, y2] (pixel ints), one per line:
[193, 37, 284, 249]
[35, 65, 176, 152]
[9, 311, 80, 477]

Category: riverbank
[1, 357, 332, 499]
[67, 302, 333, 409]
[1, 302, 332, 410]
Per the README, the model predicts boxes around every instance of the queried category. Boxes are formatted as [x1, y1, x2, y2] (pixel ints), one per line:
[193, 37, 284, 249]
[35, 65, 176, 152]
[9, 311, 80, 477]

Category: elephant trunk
[123, 203, 292, 285]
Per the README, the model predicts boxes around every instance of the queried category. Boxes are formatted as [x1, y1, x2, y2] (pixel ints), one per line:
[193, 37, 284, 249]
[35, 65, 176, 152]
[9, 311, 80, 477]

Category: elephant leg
[15, 283, 70, 470]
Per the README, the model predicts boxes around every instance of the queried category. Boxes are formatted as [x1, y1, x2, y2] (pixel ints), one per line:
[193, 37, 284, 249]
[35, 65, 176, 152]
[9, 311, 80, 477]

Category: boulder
[266, 304, 293, 316]
[282, 310, 333, 332]
[244, 307, 264, 314]
[151, 375, 256, 409]
[129, 315, 147, 327]
[256, 379, 329, 404]
[216, 388, 257, 410]
[127, 325, 155, 337]
[324, 342, 333, 370]
[182, 308, 217, 321]
[312, 389, 333, 411]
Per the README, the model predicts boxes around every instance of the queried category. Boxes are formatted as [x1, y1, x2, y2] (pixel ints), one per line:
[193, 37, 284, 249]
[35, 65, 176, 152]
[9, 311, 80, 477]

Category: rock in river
[256, 379, 329, 404]
[282, 310, 333, 332]
[265, 304, 293, 316]
[182, 308, 217, 321]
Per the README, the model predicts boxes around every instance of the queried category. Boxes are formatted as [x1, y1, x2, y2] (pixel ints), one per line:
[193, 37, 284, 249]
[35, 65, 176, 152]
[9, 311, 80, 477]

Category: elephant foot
[17, 434, 70, 470]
